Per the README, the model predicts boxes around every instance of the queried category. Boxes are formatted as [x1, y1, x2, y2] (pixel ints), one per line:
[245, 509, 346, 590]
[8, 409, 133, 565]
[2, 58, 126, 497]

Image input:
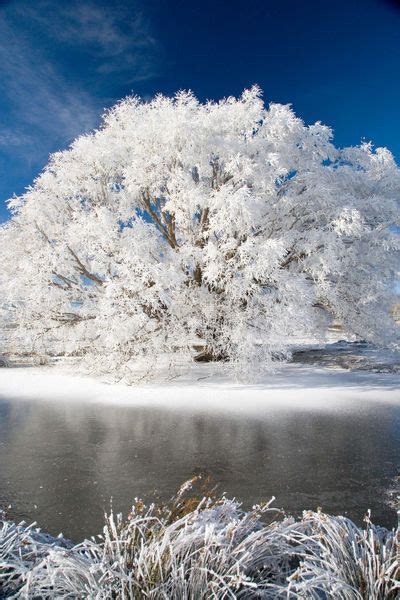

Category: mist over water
[0, 395, 398, 541]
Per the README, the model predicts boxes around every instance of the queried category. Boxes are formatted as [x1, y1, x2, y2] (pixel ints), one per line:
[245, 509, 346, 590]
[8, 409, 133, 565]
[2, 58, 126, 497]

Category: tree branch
[67, 247, 104, 286]
[141, 191, 177, 249]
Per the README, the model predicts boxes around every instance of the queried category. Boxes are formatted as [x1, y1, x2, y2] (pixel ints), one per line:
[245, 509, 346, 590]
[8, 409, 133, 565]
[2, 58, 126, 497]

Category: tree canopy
[1, 87, 399, 379]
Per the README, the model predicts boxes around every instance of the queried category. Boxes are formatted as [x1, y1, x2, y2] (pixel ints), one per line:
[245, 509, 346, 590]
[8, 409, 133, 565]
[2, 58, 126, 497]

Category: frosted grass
[1, 479, 398, 599]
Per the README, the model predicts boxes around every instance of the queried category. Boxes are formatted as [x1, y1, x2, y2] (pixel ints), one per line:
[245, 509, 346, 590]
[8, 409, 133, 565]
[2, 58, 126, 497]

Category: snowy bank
[0, 360, 398, 416]
[1, 480, 398, 599]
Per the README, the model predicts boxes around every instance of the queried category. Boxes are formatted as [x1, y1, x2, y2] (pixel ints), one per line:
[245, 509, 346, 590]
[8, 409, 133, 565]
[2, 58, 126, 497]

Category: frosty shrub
[0, 479, 398, 599]
[0, 87, 399, 379]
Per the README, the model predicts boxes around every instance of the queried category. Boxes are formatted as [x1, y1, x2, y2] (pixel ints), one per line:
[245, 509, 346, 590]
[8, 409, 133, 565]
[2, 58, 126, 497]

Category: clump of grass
[1, 477, 398, 598]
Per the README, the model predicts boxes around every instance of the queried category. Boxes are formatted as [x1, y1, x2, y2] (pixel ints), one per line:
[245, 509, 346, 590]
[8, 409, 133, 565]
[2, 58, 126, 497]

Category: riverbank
[0, 359, 399, 415]
[1, 480, 398, 598]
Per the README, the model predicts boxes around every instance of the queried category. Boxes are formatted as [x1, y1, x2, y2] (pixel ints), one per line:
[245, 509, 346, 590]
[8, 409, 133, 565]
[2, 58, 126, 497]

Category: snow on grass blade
[1, 478, 398, 598]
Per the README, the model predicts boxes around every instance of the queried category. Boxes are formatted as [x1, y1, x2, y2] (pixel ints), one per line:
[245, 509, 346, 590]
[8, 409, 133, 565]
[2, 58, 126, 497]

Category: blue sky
[1, 0, 400, 222]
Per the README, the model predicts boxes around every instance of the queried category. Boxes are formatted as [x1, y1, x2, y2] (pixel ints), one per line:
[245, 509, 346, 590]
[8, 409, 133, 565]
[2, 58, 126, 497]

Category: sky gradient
[1, 0, 400, 221]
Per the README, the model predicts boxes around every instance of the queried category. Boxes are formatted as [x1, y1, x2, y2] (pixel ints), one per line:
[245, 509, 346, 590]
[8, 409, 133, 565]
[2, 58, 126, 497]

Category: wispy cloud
[21, 0, 159, 82]
[0, 27, 98, 141]
[0, 0, 159, 166]
[0, 16, 95, 157]
[0, 129, 33, 148]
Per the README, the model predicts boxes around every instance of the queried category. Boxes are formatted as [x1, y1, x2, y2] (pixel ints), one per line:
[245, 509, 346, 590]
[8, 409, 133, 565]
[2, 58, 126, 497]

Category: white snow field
[0, 362, 398, 414]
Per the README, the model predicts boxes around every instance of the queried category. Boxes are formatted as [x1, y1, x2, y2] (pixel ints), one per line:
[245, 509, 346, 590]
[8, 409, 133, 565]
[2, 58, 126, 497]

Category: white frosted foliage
[0, 87, 399, 379]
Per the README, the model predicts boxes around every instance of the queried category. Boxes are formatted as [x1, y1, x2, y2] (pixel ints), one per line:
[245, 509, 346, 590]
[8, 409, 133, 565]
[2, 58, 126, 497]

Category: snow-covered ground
[0, 355, 398, 415]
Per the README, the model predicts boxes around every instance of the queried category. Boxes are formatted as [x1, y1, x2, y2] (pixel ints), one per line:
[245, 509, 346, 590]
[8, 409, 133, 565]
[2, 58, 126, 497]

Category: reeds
[1, 478, 398, 598]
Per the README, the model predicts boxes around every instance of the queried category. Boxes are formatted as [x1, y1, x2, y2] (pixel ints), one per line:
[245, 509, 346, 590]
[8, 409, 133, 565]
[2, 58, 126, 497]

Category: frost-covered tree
[0, 87, 399, 379]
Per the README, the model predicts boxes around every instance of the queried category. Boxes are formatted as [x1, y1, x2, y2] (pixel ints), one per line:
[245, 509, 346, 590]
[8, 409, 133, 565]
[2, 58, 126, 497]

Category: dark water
[0, 396, 399, 541]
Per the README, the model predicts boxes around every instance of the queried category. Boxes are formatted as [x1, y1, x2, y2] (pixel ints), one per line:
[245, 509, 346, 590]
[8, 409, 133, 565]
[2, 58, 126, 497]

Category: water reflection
[0, 397, 398, 541]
